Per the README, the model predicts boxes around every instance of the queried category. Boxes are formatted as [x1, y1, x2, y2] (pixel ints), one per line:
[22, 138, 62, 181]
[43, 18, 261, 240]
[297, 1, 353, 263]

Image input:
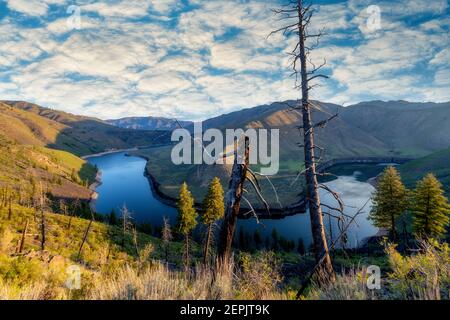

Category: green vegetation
[201, 177, 225, 264]
[0, 132, 96, 202]
[412, 174, 450, 239]
[369, 167, 409, 239]
[177, 183, 198, 268]
[399, 148, 450, 197]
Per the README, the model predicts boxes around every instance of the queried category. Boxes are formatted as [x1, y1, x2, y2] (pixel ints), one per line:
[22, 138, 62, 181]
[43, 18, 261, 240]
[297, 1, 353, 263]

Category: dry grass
[307, 241, 450, 300]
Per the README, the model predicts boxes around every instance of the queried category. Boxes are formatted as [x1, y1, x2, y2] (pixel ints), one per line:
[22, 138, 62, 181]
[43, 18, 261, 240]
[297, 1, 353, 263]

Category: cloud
[6, 0, 49, 16]
[0, 0, 449, 121]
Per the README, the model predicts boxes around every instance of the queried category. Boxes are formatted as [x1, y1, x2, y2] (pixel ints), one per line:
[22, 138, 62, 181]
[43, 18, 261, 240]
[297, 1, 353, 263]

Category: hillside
[0, 101, 170, 156]
[0, 132, 96, 202]
[340, 101, 450, 156]
[107, 117, 192, 131]
[137, 100, 450, 208]
[399, 148, 450, 196]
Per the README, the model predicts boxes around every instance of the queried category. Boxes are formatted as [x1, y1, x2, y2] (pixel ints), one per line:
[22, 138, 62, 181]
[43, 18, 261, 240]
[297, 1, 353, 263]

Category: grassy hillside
[399, 148, 450, 196]
[340, 101, 450, 157]
[0, 131, 96, 202]
[1, 101, 169, 156]
[1, 202, 448, 300]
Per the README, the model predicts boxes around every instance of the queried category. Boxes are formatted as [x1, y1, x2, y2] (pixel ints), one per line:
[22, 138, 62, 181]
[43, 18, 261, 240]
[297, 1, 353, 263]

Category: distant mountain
[0, 101, 170, 156]
[107, 117, 192, 131]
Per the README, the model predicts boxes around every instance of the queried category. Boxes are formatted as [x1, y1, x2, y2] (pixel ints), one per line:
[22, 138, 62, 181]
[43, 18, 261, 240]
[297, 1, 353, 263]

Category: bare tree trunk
[7, 194, 12, 220]
[67, 213, 73, 230]
[184, 234, 190, 271]
[217, 137, 250, 265]
[17, 219, 29, 253]
[77, 219, 93, 260]
[203, 223, 213, 265]
[40, 209, 46, 251]
[296, 0, 334, 281]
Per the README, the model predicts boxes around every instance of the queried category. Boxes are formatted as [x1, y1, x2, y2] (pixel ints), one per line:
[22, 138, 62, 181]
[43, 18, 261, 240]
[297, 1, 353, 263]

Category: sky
[0, 0, 449, 120]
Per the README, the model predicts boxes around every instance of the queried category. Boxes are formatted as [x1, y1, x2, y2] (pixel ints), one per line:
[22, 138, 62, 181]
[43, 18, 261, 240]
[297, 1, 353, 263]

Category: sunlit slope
[0, 133, 96, 201]
[1, 101, 169, 156]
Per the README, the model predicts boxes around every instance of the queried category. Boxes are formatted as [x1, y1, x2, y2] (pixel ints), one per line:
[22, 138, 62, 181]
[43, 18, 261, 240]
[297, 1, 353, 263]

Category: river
[87, 152, 387, 248]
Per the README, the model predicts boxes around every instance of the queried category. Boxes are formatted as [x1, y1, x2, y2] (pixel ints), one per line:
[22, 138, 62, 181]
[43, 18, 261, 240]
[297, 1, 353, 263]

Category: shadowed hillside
[399, 148, 450, 196]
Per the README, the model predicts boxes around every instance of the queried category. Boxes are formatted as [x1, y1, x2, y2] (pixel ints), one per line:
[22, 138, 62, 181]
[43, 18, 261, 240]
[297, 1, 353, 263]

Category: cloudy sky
[0, 0, 449, 120]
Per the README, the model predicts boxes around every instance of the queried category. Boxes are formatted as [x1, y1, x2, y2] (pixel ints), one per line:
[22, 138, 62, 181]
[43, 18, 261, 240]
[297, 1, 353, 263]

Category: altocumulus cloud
[0, 0, 449, 120]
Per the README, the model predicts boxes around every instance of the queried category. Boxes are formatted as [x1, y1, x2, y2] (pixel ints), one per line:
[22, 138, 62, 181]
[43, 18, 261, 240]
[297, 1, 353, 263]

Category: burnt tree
[217, 137, 250, 265]
[271, 0, 334, 282]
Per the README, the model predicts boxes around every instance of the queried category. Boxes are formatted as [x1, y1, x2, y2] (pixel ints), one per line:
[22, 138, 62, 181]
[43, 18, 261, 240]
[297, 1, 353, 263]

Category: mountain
[399, 148, 450, 196]
[139, 100, 450, 207]
[0, 101, 170, 156]
[107, 116, 192, 131]
[339, 100, 450, 156]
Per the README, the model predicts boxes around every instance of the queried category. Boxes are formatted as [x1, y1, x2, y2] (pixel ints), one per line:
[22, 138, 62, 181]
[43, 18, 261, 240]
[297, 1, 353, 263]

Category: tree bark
[77, 219, 93, 260]
[203, 223, 213, 265]
[40, 209, 46, 251]
[297, 0, 334, 281]
[217, 137, 250, 266]
[184, 234, 190, 270]
[18, 219, 29, 253]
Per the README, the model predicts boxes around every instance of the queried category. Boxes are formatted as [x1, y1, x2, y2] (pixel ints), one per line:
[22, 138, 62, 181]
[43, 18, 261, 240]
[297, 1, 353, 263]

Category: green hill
[399, 148, 450, 196]
[0, 132, 96, 202]
[0, 101, 169, 156]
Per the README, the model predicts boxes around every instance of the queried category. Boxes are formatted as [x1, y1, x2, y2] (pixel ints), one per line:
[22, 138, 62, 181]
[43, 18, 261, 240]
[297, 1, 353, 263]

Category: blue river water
[87, 152, 383, 248]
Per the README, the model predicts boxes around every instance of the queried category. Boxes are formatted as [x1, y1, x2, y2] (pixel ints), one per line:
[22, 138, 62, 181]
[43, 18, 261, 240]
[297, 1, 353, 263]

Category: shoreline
[88, 171, 102, 212]
[87, 152, 412, 220]
[82, 148, 139, 160]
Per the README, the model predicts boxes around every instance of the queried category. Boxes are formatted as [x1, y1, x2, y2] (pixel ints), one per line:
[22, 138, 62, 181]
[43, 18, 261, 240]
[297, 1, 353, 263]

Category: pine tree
[369, 166, 408, 240]
[412, 174, 450, 239]
[109, 209, 118, 225]
[201, 177, 224, 265]
[177, 182, 198, 270]
[297, 238, 305, 255]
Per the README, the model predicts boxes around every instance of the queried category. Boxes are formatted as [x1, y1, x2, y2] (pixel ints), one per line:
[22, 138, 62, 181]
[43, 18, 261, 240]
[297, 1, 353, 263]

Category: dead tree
[17, 219, 29, 254]
[270, 0, 335, 282]
[38, 183, 46, 251]
[7, 192, 13, 220]
[217, 137, 250, 265]
[121, 205, 133, 248]
[77, 208, 95, 260]
[162, 216, 173, 263]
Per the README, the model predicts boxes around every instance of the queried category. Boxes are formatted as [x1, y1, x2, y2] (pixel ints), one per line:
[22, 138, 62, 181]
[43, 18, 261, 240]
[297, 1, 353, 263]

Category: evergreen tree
[177, 182, 198, 269]
[297, 238, 305, 255]
[271, 228, 279, 251]
[412, 174, 450, 239]
[369, 166, 408, 240]
[253, 230, 262, 249]
[201, 177, 224, 265]
[109, 209, 118, 225]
